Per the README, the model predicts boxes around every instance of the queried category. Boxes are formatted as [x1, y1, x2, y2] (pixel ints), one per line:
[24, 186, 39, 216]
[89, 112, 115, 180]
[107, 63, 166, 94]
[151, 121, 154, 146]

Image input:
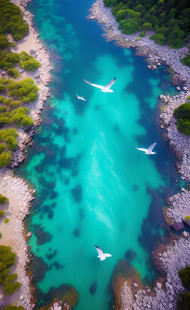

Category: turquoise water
[17, 0, 182, 309]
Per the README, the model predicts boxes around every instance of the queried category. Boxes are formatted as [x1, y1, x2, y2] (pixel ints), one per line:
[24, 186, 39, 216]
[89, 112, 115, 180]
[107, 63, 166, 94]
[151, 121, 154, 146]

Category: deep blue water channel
[17, 0, 183, 309]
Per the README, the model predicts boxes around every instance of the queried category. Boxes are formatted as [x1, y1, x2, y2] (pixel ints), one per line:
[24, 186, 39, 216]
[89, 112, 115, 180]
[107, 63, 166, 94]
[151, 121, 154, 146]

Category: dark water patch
[94, 104, 100, 110]
[79, 208, 84, 221]
[46, 249, 57, 260]
[113, 125, 119, 131]
[73, 228, 80, 237]
[30, 255, 49, 284]
[49, 190, 58, 200]
[32, 223, 52, 245]
[54, 261, 64, 270]
[89, 281, 97, 294]
[71, 185, 83, 203]
[72, 127, 78, 135]
[64, 178, 70, 185]
[125, 249, 137, 262]
[33, 283, 78, 309]
[133, 185, 139, 191]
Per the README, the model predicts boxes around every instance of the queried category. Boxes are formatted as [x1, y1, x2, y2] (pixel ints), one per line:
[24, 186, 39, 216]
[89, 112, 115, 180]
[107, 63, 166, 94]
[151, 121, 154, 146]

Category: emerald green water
[17, 0, 182, 309]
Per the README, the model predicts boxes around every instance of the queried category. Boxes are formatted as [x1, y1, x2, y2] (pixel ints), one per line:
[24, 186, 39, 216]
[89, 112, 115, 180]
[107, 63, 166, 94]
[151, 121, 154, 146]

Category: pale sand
[0, 170, 34, 309]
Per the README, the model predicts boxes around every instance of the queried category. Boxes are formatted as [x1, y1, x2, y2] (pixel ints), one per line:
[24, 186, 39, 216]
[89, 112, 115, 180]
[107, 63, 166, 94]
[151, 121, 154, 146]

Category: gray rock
[171, 222, 184, 231]
[156, 282, 162, 289]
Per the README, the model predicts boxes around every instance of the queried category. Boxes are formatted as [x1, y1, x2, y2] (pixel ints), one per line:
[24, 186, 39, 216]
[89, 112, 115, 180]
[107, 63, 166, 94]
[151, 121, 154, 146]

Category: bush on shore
[174, 103, 190, 136]
[4, 306, 24, 310]
[0, 194, 9, 205]
[179, 265, 190, 290]
[181, 55, 190, 67]
[0, 210, 5, 217]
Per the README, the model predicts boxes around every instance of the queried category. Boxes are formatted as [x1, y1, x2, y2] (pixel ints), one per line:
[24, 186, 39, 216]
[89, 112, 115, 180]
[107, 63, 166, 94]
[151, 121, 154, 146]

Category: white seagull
[136, 142, 157, 155]
[95, 245, 112, 261]
[83, 77, 116, 93]
[76, 94, 86, 101]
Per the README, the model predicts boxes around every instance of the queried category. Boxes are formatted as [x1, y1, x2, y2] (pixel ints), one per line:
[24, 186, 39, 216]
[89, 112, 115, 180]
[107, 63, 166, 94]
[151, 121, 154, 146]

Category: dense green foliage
[0, 194, 9, 205]
[104, 0, 190, 48]
[179, 266, 190, 290]
[174, 102, 190, 135]
[7, 68, 20, 78]
[181, 55, 190, 66]
[0, 35, 9, 50]
[0, 210, 5, 217]
[177, 266, 190, 309]
[7, 77, 39, 103]
[4, 218, 9, 224]
[20, 51, 40, 71]
[4, 307, 24, 310]
[0, 0, 29, 41]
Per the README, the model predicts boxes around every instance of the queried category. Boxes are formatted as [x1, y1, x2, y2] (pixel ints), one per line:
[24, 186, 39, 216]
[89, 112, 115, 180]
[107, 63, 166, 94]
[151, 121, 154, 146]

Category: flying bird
[95, 245, 112, 261]
[76, 94, 86, 101]
[136, 142, 157, 155]
[83, 77, 116, 93]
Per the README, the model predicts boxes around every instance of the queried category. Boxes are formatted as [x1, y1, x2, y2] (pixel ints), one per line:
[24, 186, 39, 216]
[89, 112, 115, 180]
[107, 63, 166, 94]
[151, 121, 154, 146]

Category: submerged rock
[171, 222, 184, 231]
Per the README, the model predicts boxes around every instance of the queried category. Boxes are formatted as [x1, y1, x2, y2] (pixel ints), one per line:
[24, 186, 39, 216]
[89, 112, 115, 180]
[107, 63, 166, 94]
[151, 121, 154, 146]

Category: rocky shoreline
[89, 1, 190, 310]
[0, 0, 53, 309]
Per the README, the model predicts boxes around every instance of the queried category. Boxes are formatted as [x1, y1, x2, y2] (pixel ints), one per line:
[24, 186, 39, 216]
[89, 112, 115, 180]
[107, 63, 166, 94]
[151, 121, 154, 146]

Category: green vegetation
[0, 1, 41, 169]
[174, 102, 190, 136]
[177, 292, 190, 310]
[0, 210, 5, 217]
[140, 32, 146, 37]
[181, 55, 190, 67]
[20, 51, 40, 71]
[104, 0, 190, 48]
[184, 216, 190, 220]
[0, 35, 9, 51]
[7, 77, 39, 103]
[179, 265, 190, 290]
[7, 68, 20, 78]
[0, 0, 29, 41]
[178, 265, 190, 309]
[4, 307, 24, 310]
[4, 218, 9, 223]
[0, 232, 2, 239]
[0, 246, 21, 296]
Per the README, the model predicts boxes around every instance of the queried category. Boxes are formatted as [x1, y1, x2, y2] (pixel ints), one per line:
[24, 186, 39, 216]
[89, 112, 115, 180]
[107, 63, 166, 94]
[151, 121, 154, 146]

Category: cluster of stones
[2, 171, 35, 310]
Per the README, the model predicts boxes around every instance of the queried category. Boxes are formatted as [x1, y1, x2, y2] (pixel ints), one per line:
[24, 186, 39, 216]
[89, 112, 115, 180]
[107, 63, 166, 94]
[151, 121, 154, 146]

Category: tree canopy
[104, 0, 190, 48]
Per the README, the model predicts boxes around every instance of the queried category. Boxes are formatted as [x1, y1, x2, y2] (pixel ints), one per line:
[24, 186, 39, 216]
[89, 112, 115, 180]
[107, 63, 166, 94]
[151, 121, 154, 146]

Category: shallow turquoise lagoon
[17, 0, 182, 309]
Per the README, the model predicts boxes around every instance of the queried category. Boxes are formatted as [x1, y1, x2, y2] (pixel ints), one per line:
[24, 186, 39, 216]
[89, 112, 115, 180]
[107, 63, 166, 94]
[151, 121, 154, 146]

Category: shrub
[0, 245, 16, 268]
[181, 55, 190, 67]
[7, 68, 20, 78]
[174, 103, 190, 136]
[3, 281, 21, 295]
[4, 306, 24, 310]
[2, 273, 18, 287]
[177, 292, 190, 310]
[184, 216, 190, 220]
[0, 210, 5, 217]
[0, 144, 6, 154]
[0, 152, 12, 168]
[179, 266, 190, 290]
[0, 232, 2, 239]
[20, 59, 40, 71]
[7, 77, 39, 103]
[0, 84, 6, 92]
[0, 194, 9, 204]
[0, 51, 20, 70]
[0, 34, 9, 50]
[140, 32, 146, 37]
[4, 218, 9, 224]
[19, 51, 33, 61]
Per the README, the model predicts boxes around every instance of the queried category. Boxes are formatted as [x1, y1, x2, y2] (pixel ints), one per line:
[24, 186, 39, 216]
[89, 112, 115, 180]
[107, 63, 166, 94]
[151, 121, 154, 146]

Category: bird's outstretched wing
[83, 78, 103, 90]
[95, 245, 103, 256]
[105, 77, 116, 89]
[148, 142, 156, 153]
[104, 253, 112, 258]
[136, 147, 147, 152]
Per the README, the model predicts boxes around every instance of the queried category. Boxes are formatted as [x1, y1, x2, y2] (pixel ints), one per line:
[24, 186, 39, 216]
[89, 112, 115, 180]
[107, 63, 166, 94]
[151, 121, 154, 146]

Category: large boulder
[171, 222, 184, 231]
